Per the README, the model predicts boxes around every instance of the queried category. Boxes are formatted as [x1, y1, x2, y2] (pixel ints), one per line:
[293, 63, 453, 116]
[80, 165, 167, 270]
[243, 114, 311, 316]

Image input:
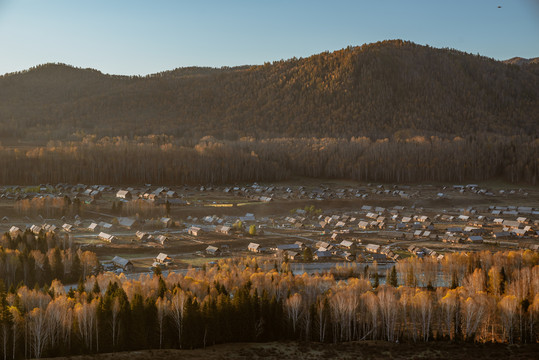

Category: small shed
[205, 246, 221, 256]
[112, 256, 134, 271]
[248, 242, 261, 253]
[98, 232, 117, 243]
[116, 190, 132, 200]
[155, 253, 173, 264]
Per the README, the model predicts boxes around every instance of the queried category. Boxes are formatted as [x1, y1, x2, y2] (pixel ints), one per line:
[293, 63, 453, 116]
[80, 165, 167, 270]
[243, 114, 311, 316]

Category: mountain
[503, 57, 539, 66]
[0, 40, 537, 141]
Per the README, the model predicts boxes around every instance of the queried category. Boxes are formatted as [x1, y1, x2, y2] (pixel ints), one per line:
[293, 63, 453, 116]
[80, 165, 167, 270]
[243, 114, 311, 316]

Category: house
[9, 226, 22, 238]
[205, 246, 221, 256]
[88, 223, 99, 232]
[339, 251, 355, 262]
[358, 221, 369, 230]
[339, 240, 354, 249]
[493, 231, 511, 239]
[62, 223, 73, 232]
[160, 217, 172, 227]
[502, 220, 520, 229]
[112, 256, 134, 271]
[136, 231, 151, 242]
[285, 251, 301, 261]
[468, 235, 484, 243]
[315, 241, 333, 251]
[215, 225, 232, 235]
[117, 217, 137, 229]
[155, 253, 173, 265]
[155, 235, 169, 245]
[99, 222, 113, 230]
[248, 242, 261, 253]
[188, 226, 202, 236]
[116, 190, 132, 200]
[273, 243, 302, 252]
[314, 250, 332, 260]
[30, 224, 41, 234]
[331, 233, 341, 241]
[365, 244, 380, 253]
[98, 232, 117, 243]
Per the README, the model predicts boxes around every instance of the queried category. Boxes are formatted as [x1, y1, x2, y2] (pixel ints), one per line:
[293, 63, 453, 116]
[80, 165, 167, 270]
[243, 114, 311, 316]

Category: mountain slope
[0, 40, 537, 141]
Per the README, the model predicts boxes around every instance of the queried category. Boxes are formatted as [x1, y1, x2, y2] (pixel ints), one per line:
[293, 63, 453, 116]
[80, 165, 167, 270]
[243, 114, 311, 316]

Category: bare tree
[156, 296, 166, 348]
[498, 295, 518, 343]
[169, 288, 186, 348]
[285, 293, 302, 335]
[27, 308, 48, 359]
[378, 285, 398, 341]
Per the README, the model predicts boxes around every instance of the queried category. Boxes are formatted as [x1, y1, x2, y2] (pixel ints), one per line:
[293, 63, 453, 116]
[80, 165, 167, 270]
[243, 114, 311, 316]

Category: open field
[42, 341, 539, 360]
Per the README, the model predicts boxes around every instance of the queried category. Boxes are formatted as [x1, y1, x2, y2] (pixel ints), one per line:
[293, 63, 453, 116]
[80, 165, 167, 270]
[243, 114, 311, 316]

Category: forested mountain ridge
[0, 40, 537, 141]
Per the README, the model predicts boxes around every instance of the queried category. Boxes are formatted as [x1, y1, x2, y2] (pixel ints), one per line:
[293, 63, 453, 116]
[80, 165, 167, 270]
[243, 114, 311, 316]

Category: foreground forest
[0, 40, 537, 184]
[0, 251, 538, 359]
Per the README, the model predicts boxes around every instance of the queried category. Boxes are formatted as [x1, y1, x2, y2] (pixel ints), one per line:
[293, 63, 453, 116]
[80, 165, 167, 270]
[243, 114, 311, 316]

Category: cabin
[339, 251, 355, 262]
[215, 225, 232, 235]
[314, 250, 332, 260]
[155, 252, 173, 265]
[285, 250, 301, 261]
[136, 231, 151, 242]
[205, 246, 221, 256]
[365, 244, 380, 253]
[315, 241, 333, 251]
[358, 221, 369, 230]
[62, 223, 73, 232]
[156, 235, 169, 245]
[188, 226, 202, 236]
[160, 217, 172, 227]
[99, 221, 113, 230]
[9, 226, 22, 238]
[116, 190, 132, 200]
[98, 232, 117, 243]
[273, 243, 302, 252]
[248, 242, 261, 253]
[339, 240, 354, 249]
[112, 256, 134, 271]
[117, 217, 137, 229]
[30, 224, 41, 234]
[467, 235, 484, 243]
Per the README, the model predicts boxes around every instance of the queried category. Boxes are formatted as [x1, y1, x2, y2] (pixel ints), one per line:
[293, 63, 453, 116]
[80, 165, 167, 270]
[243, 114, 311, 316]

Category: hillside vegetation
[0, 40, 537, 185]
[0, 40, 537, 140]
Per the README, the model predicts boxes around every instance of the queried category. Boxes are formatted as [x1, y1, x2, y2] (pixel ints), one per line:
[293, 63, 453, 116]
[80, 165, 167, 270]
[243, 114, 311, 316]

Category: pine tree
[388, 266, 398, 287]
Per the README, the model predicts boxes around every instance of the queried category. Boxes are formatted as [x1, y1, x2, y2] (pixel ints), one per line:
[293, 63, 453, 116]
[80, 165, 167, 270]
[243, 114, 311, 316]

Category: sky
[0, 0, 538, 75]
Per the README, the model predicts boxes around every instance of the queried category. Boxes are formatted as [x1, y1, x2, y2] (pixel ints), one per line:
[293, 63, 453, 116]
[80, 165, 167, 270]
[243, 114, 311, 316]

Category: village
[0, 180, 537, 280]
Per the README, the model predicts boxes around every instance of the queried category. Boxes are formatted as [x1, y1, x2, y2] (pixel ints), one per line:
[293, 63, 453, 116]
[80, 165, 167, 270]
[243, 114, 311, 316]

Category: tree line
[0, 230, 99, 290]
[0, 134, 536, 185]
[0, 251, 537, 358]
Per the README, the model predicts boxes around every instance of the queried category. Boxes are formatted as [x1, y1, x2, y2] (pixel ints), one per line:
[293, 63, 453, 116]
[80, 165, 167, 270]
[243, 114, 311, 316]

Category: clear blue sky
[0, 0, 537, 75]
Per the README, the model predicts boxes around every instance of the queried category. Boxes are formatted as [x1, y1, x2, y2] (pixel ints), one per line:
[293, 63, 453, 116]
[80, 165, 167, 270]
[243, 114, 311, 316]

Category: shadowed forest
[0, 252, 537, 358]
[0, 40, 537, 185]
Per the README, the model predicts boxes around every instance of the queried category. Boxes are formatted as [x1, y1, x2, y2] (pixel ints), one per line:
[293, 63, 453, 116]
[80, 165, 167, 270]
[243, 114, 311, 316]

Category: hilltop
[0, 40, 537, 141]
